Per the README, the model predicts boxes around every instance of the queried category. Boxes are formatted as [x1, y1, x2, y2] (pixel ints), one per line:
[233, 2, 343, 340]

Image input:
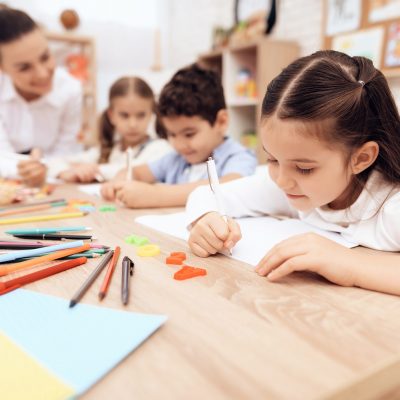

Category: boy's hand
[101, 180, 124, 201]
[255, 233, 355, 287]
[188, 211, 241, 257]
[115, 181, 157, 208]
[59, 164, 100, 183]
[17, 148, 47, 187]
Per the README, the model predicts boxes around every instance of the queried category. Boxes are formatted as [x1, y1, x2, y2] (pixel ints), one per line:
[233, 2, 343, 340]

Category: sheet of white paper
[136, 212, 357, 266]
[78, 183, 101, 197]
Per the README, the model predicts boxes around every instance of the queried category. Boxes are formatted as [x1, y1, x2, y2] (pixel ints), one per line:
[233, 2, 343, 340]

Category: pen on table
[0, 241, 109, 250]
[206, 156, 232, 255]
[98, 246, 121, 300]
[69, 250, 114, 308]
[16, 252, 101, 262]
[5, 226, 92, 234]
[126, 147, 133, 181]
[11, 234, 95, 241]
[0, 257, 87, 296]
[121, 256, 134, 305]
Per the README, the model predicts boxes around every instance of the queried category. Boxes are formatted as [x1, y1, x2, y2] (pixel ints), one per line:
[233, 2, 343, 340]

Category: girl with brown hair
[187, 50, 400, 295]
[54, 76, 171, 182]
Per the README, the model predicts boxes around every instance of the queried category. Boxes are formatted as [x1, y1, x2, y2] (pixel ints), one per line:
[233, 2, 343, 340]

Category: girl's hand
[188, 211, 241, 257]
[62, 164, 100, 183]
[17, 148, 47, 187]
[255, 233, 356, 287]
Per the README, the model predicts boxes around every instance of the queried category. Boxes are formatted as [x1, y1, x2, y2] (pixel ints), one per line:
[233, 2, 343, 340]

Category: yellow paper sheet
[0, 332, 74, 400]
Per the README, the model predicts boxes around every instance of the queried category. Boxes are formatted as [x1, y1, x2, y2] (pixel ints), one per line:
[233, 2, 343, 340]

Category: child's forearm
[351, 248, 400, 295]
[152, 174, 242, 208]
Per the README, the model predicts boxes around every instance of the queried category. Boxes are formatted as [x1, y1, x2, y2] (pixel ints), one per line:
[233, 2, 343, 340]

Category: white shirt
[186, 167, 400, 251]
[48, 137, 172, 180]
[0, 67, 83, 157]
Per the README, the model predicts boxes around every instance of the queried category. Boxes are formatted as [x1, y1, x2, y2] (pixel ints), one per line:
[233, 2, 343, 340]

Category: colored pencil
[69, 251, 114, 307]
[99, 246, 121, 300]
[0, 244, 90, 277]
[0, 240, 84, 263]
[0, 211, 87, 225]
[0, 201, 66, 217]
[0, 198, 66, 211]
[0, 257, 87, 295]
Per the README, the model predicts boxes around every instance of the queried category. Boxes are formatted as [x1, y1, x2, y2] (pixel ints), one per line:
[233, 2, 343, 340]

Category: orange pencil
[98, 246, 121, 300]
[0, 257, 87, 295]
[0, 244, 90, 277]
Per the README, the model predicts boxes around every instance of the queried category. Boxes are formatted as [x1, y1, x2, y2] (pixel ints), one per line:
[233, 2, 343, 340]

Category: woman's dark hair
[0, 8, 37, 47]
[99, 77, 155, 163]
[261, 50, 400, 185]
[156, 63, 226, 138]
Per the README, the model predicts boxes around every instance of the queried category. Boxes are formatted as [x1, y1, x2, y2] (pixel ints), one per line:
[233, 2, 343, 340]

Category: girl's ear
[351, 141, 379, 174]
[215, 109, 229, 134]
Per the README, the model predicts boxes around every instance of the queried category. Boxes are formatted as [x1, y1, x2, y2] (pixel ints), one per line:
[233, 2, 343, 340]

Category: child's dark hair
[99, 77, 155, 163]
[261, 50, 400, 186]
[0, 8, 37, 49]
[156, 63, 226, 138]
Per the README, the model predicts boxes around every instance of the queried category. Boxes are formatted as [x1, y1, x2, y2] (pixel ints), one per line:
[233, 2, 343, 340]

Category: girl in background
[53, 76, 171, 182]
[186, 50, 400, 296]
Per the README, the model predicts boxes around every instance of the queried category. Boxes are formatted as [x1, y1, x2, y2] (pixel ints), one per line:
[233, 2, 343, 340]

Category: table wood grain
[2, 184, 400, 400]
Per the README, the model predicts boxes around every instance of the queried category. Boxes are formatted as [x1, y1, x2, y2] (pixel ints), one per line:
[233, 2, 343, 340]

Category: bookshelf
[46, 32, 97, 146]
[199, 37, 299, 162]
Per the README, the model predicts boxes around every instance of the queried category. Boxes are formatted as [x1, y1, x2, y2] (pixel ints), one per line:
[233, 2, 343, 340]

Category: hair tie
[358, 80, 365, 87]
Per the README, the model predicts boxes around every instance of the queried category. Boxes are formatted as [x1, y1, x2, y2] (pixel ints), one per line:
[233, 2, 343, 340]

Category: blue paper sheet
[0, 289, 166, 395]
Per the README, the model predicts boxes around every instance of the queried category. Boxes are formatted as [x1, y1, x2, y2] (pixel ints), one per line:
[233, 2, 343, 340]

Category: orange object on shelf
[66, 54, 88, 82]
[174, 265, 207, 281]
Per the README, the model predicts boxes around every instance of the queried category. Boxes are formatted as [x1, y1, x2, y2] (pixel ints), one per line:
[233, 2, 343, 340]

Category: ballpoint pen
[126, 147, 133, 181]
[121, 256, 134, 305]
[69, 251, 114, 308]
[206, 156, 232, 255]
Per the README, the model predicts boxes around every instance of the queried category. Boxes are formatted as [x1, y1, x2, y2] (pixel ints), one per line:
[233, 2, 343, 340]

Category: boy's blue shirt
[148, 136, 257, 184]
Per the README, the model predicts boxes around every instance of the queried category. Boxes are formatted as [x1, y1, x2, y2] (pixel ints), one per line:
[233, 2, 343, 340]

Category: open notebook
[136, 212, 357, 266]
[0, 289, 166, 399]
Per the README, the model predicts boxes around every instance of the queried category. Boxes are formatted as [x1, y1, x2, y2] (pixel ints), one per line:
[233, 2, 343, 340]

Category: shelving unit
[199, 37, 299, 162]
[46, 32, 97, 146]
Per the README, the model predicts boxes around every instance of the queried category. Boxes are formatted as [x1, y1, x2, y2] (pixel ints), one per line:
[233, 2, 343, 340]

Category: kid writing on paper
[52, 76, 171, 182]
[0, 7, 82, 187]
[186, 50, 400, 296]
[101, 63, 257, 208]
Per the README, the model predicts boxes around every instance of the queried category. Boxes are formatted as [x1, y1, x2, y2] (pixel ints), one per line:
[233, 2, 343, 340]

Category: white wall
[7, 0, 400, 109]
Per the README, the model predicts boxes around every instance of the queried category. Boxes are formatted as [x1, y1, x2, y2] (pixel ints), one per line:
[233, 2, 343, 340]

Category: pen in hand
[206, 157, 232, 255]
[121, 256, 134, 305]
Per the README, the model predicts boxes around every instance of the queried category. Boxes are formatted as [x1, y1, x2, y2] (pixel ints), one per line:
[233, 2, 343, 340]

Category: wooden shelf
[199, 37, 299, 162]
[46, 31, 97, 146]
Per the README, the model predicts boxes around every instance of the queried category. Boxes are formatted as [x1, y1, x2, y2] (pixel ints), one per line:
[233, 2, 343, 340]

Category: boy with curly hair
[101, 63, 257, 208]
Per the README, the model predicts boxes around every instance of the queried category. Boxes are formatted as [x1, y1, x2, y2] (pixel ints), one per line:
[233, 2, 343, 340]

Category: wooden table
[3, 185, 400, 400]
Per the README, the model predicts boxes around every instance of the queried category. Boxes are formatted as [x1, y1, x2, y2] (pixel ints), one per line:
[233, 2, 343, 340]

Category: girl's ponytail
[98, 110, 114, 163]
